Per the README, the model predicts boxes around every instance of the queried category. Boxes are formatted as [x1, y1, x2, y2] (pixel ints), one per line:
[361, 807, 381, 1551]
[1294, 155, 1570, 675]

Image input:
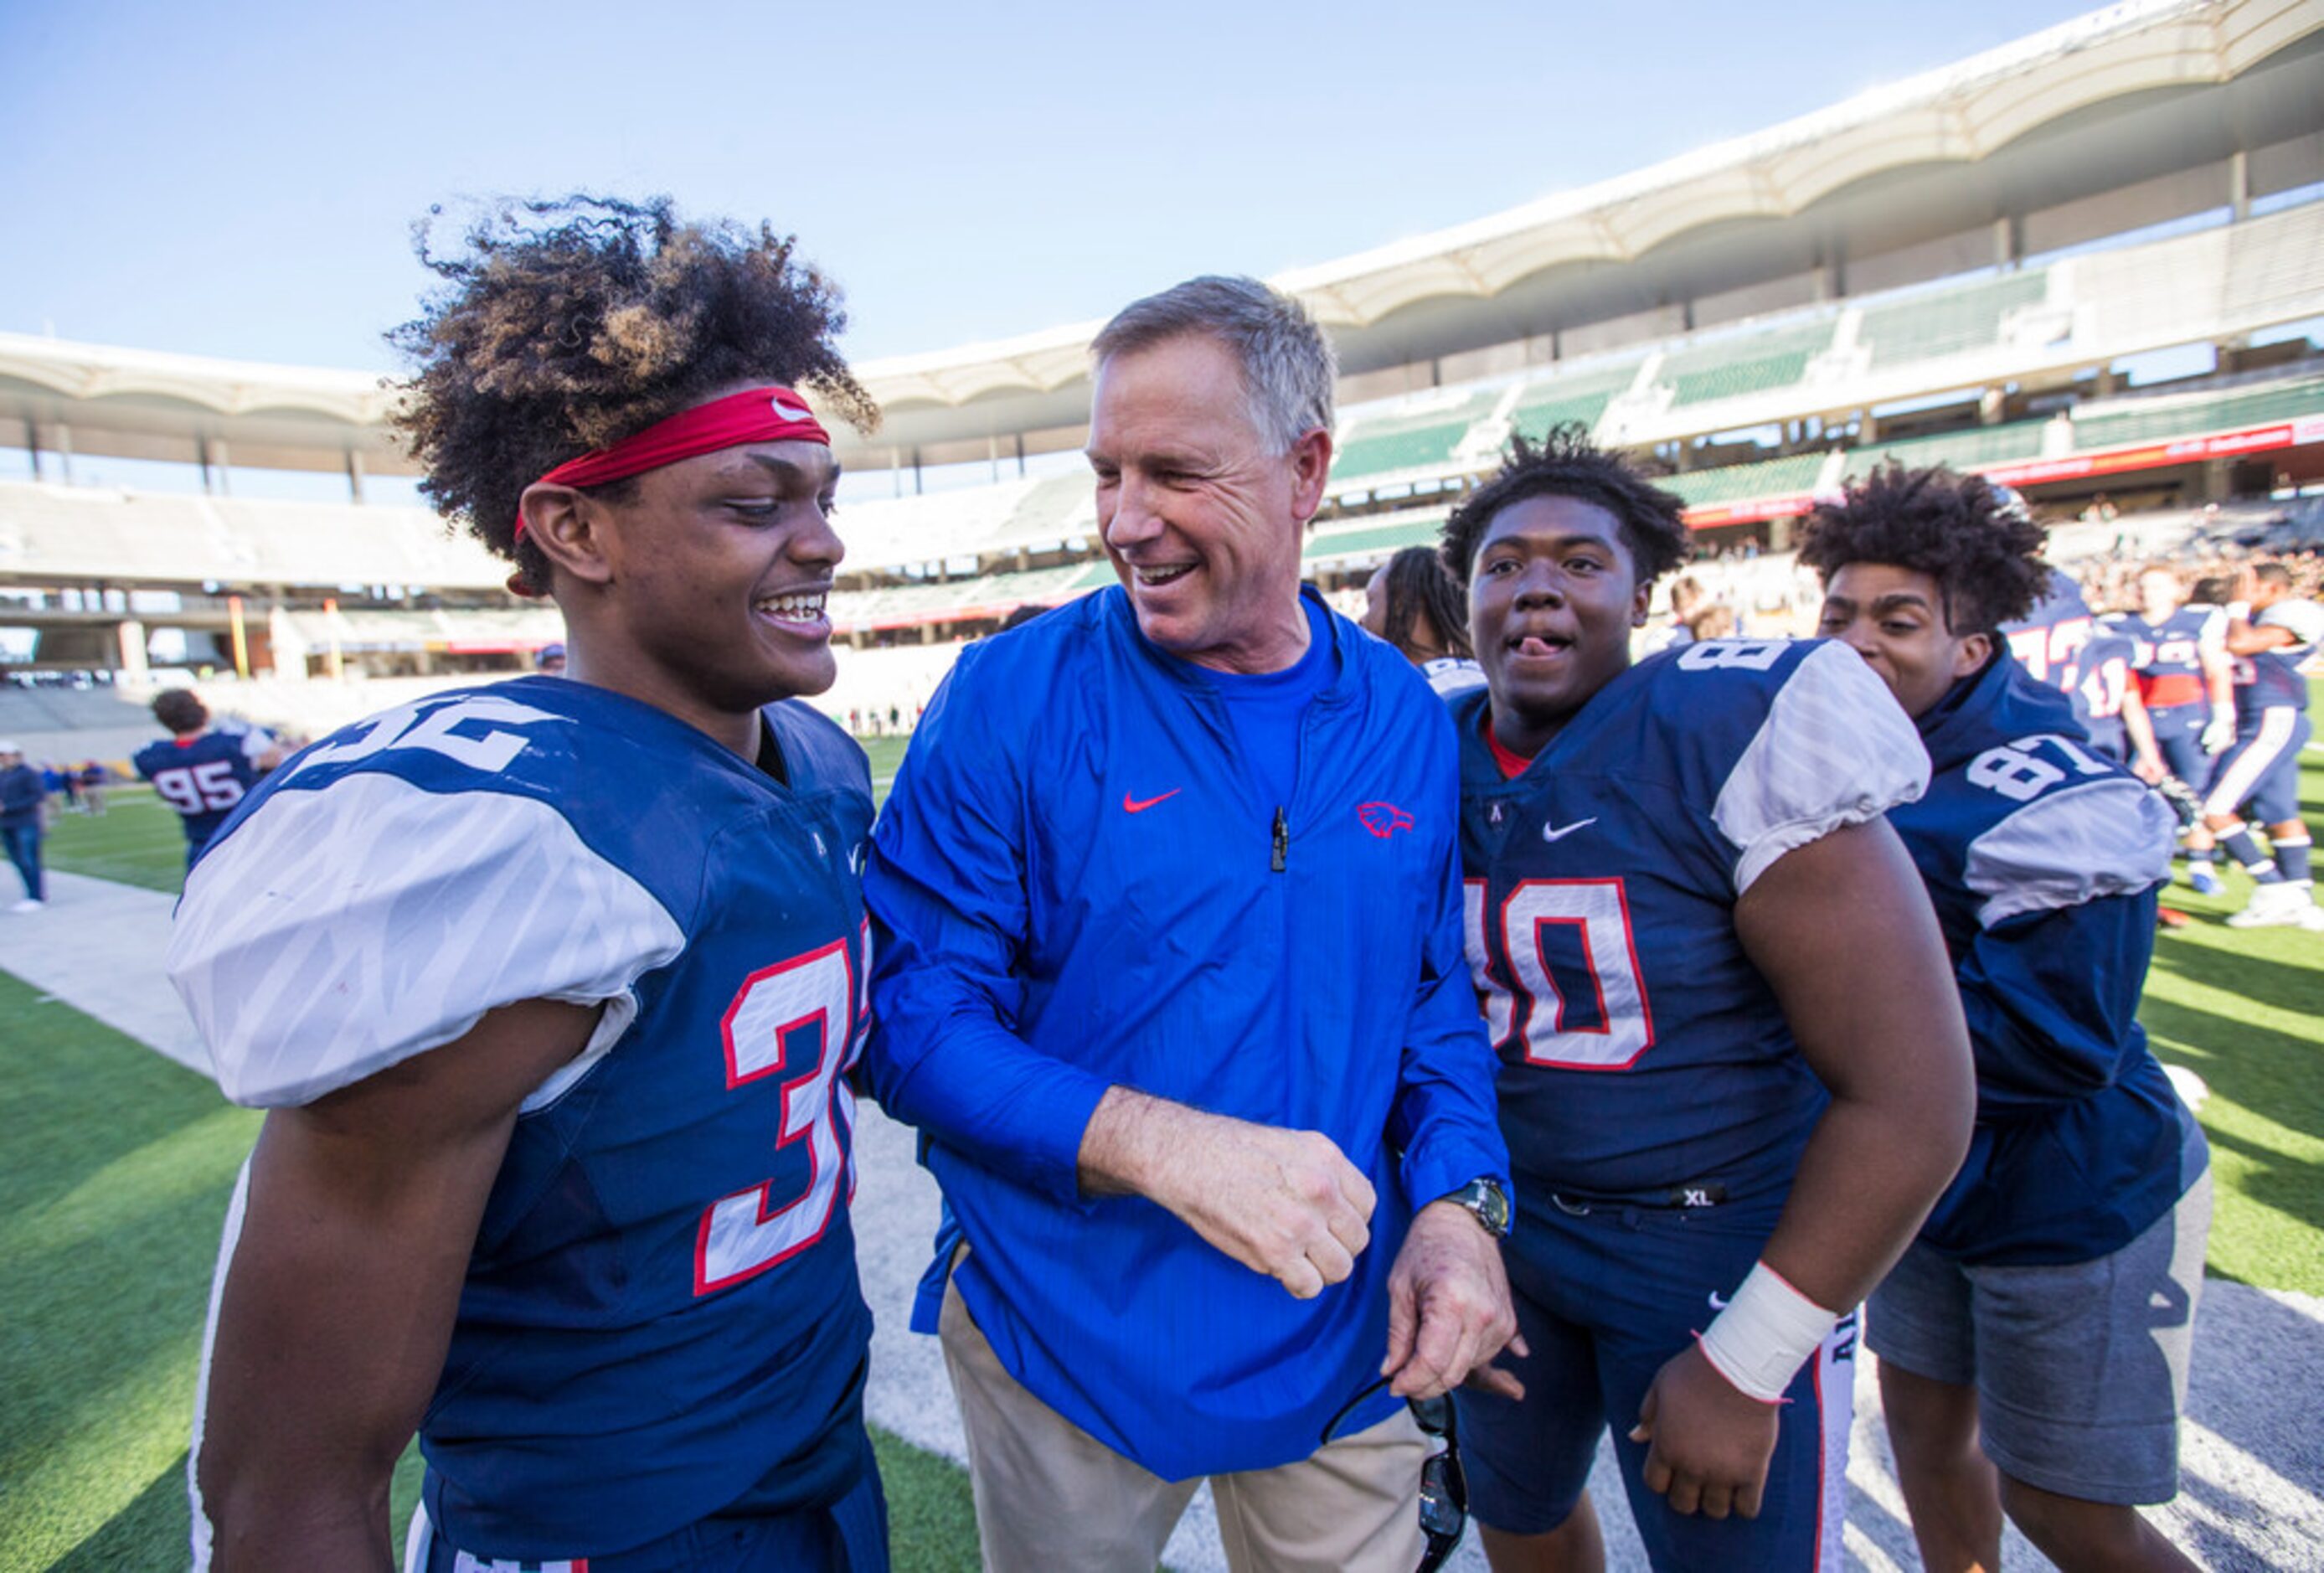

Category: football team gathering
[57, 193, 2291, 1573]
[8, 5, 2324, 1570]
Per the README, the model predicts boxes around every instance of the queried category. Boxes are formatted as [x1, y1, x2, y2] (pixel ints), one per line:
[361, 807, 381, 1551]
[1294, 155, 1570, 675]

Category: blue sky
[5, 1, 2112, 372]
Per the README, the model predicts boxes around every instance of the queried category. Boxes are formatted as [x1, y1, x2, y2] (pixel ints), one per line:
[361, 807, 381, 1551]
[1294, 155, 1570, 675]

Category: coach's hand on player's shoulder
[1381, 1200, 1523, 1402]
[1628, 1343, 1781, 1519]
[1079, 1087, 1375, 1298]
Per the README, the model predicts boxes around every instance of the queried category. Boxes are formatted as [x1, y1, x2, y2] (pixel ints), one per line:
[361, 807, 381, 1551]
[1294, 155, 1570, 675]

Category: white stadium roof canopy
[3, 0, 2319, 481]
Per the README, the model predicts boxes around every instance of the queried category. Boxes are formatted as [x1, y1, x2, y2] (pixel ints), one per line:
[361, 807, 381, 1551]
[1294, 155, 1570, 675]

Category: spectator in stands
[1, 741, 47, 910]
[865, 275, 1514, 1572]
[1359, 544, 1485, 696]
[1802, 465, 2207, 1573]
[534, 641, 567, 675]
[167, 194, 889, 1572]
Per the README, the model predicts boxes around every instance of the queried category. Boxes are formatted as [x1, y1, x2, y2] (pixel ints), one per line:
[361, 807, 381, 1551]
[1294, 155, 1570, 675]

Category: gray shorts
[1867, 1171, 2211, 1505]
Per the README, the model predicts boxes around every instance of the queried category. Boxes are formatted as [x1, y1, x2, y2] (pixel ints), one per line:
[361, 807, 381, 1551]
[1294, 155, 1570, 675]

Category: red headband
[513, 385, 831, 541]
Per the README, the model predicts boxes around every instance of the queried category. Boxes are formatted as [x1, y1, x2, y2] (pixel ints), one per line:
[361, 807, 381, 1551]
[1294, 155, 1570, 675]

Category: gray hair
[1090, 276, 1336, 455]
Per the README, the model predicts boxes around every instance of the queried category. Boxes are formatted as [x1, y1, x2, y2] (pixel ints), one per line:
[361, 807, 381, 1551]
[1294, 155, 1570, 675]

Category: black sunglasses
[1321, 1377, 1466, 1573]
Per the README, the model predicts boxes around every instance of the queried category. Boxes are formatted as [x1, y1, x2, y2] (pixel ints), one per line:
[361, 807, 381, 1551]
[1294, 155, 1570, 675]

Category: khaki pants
[938, 1273, 1430, 1572]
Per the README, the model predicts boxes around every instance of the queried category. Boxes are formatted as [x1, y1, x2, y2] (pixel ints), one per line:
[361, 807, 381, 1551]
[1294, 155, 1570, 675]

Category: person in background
[1682, 603, 1736, 643]
[1645, 574, 1707, 653]
[1360, 545, 1485, 697]
[76, 760, 107, 817]
[132, 690, 285, 868]
[2203, 561, 2324, 929]
[535, 641, 567, 675]
[0, 740, 46, 912]
[2105, 567, 2234, 895]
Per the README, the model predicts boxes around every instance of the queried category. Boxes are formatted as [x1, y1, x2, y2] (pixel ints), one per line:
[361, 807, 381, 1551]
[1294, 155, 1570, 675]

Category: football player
[2106, 567, 2234, 894]
[1361, 544, 1487, 696]
[1802, 464, 2208, 1573]
[2204, 560, 2324, 928]
[1442, 428, 1976, 1572]
[166, 198, 891, 1572]
[2057, 627, 2158, 771]
[131, 689, 283, 866]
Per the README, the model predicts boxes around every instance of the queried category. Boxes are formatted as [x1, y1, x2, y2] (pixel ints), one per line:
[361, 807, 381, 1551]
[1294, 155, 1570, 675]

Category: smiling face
[1085, 333, 1327, 674]
[1816, 561, 1987, 719]
[1468, 493, 1652, 756]
[532, 425, 845, 750]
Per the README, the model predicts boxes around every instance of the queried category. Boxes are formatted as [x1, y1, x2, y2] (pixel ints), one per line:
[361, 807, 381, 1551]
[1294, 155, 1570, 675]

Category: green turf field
[9, 721, 2321, 1570]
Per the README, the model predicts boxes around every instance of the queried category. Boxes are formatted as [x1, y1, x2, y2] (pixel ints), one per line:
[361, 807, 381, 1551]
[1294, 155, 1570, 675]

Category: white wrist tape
[2227, 601, 2253, 621]
[1697, 1262, 1836, 1404]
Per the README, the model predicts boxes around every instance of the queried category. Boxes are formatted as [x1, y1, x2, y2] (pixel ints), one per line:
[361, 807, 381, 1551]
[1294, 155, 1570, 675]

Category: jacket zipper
[1270, 805, 1288, 873]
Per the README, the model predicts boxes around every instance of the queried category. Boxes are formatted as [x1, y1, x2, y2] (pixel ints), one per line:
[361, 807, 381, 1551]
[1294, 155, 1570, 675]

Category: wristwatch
[1439, 1177, 1512, 1239]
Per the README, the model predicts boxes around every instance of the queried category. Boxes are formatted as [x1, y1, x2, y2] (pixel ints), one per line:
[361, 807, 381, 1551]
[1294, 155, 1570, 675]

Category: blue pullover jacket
[863, 585, 1507, 1480]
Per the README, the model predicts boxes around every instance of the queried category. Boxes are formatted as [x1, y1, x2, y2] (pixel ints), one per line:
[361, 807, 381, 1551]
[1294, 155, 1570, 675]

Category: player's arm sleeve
[1957, 779, 2175, 1111]
[861, 660, 1114, 1202]
[165, 776, 684, 1108]
[2260, 600, 2324, 643]
[2198, 606, 2229, 657]
[1712, 639, 1932, 893]
[1384, 739, 1511, 1206]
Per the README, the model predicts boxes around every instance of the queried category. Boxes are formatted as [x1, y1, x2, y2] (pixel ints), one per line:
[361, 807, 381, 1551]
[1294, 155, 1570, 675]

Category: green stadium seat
[1859, 271, 2049, 369]
[1841, 421, 2048, 477]
[1657, 322, 1836, 408]
[1662, 453, 1827, 508]
[2072, 376, 2324, 451]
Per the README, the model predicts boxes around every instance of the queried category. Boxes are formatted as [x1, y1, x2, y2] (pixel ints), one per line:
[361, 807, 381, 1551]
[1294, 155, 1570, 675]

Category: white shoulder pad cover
[1713, 640, 1931, 895]
[2260, 598, 2324, 642]
[166, 772, 686, 1108]
[1966, 777, 2175, 928]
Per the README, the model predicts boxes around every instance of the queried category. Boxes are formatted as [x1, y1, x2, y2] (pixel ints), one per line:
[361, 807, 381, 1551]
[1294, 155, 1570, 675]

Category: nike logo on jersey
[1708, 1289, 1729, 1312]
[1542, 817, 1598, 843]
[1122, 789, 1182, 813]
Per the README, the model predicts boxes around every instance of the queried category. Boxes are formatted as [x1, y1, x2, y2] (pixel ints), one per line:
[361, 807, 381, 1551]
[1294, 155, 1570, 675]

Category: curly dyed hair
[1440, 425, 1691, 587]
[1795, 463, 2049, 633]
[389, 195, 877, 593]
[1371, 545, 1473, 660]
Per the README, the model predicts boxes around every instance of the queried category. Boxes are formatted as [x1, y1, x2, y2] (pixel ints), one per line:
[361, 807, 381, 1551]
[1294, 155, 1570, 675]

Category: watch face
[1478, 1183, 1510, 1235]
[1458, 1178, 1509, 1235]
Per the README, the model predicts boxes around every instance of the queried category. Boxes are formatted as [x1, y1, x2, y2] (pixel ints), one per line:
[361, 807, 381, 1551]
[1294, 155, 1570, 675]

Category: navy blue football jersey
[2234, 597, 2324, 723]
[1455, 639, 1927, 1202]
[2000, 570, 2095, 693]
[169, 679, 877, 1563]
[2059, 630, 2140, 763]
[1886, 653, 2198, 1266]
[133, 727, 272, 854]
[2105, 605, 2224, 735]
